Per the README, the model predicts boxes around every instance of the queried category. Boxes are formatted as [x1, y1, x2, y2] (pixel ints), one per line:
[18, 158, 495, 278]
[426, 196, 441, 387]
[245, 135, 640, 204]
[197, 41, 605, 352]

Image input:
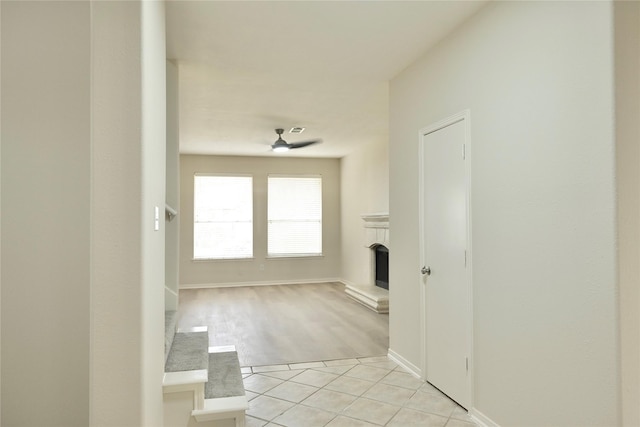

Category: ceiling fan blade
[289, 139, 322, 149]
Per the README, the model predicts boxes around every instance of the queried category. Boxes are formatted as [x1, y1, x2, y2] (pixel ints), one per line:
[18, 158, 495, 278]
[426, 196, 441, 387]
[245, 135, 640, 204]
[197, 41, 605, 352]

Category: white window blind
[268, 175, 322, 257]
[193, 175, 253, 259]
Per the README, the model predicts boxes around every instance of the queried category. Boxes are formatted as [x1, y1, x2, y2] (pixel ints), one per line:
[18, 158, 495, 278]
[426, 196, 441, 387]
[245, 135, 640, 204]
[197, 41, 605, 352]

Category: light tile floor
[242, 356, 478, 427]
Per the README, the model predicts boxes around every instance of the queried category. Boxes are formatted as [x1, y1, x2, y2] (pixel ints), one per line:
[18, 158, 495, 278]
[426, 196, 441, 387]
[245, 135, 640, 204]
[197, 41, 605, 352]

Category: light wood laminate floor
[177, 282, 389, 367]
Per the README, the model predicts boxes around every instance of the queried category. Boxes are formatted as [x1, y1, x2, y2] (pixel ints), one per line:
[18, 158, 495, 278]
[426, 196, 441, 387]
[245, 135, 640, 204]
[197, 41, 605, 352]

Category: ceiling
[166, 1, 486, 158]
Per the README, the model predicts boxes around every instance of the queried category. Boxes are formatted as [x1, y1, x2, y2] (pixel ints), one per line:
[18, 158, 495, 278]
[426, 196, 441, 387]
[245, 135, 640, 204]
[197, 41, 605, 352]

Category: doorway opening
[419, 110, 473, 410]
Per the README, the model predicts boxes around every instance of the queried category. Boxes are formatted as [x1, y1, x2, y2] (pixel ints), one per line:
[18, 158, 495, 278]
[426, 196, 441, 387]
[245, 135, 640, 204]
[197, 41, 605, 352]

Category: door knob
[421, 266, 431, 276]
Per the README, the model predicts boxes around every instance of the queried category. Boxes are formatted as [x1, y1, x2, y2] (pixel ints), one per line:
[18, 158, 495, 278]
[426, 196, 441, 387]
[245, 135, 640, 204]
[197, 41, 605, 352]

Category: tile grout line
[243, 358, 475, 427]
[253, 364, 387, 426]
[246, 360, 373, 425]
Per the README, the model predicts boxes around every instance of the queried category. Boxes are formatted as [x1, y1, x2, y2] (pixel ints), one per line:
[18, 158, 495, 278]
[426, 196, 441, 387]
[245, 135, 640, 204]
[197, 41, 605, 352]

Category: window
[268, 175, 322, 257]
[193, 175, 253, 259]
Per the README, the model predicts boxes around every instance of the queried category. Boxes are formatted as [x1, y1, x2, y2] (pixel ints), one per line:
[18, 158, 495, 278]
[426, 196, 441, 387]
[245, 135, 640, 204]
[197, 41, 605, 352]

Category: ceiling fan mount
[271, 128, 321, 152]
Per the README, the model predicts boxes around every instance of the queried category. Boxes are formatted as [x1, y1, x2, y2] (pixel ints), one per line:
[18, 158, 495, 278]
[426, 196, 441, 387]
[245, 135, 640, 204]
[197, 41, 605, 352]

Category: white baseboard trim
[180, 278, 342, 290]
[387, 348, 423, 379]
[469, 408, 500, 427]
[387, 350, 498, 427]
[337, 278, 356, 288]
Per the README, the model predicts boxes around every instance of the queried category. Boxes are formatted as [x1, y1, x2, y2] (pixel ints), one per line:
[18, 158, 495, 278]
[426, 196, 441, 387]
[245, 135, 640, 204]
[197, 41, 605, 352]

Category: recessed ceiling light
[289, 127, 305, 134]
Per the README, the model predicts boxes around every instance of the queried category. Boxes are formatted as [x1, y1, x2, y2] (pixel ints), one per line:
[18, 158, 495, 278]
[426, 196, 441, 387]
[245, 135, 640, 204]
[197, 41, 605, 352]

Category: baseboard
[180, 278, 342, 290]
[387, 348, 423, 379]
[337, 278, 356, 288]
[469, 408, 500, 427]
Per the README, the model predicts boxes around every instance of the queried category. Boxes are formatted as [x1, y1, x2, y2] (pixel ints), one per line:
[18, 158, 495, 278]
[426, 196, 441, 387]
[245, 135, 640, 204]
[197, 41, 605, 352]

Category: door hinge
[462, 144, 466, 160]
[464, 250, 467, 267]
[466, 357, 469, 372]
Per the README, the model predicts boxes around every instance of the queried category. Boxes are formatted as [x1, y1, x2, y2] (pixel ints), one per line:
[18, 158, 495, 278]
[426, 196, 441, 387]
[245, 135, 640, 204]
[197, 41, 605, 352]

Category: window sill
[192, 257, 255, 262]
[266, 254, 324, 260]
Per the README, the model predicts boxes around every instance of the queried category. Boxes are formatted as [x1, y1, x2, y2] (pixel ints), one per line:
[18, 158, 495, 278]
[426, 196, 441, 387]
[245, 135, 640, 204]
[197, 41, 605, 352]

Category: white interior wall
[389, 2, 619, 425]
[340, 138, 389, 287]
[179, 155, 341, 287]
[615, 2, 640, 425]
[1, 2, 4, 421]
[1, 2, 165, 424]
[1, 2, 91, 425]
[140, 1, 166, 424]
[166, 60, 180, 311]
[91, 3, 144, 422]
[91, 1, 165, 425]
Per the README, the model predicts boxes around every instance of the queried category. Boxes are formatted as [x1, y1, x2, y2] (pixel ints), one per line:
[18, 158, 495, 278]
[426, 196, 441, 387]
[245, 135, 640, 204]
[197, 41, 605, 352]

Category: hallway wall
[615, 1, 640, 425]
[1, 3, 91, 424]
[340, 137, 389, 288]
[1, 1, 166, 425]
[91, 2, 166, 424]
[389, 2, 619, 425]
[166, 60, 180, 311]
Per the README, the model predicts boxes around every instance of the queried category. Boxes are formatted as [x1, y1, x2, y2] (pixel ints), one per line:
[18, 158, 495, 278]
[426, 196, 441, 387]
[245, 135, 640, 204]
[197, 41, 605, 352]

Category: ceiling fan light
[272, 145, 289, 153]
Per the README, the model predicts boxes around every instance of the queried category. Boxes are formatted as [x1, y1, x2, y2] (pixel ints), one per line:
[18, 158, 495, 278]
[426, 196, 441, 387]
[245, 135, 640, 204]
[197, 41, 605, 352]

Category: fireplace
[374, 245, 389, 290]
[344, 213, 389, 313]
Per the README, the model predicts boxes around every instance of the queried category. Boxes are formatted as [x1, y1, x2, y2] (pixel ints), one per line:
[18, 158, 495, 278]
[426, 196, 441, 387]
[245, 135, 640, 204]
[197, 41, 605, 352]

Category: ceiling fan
[271, 128, 321, 152]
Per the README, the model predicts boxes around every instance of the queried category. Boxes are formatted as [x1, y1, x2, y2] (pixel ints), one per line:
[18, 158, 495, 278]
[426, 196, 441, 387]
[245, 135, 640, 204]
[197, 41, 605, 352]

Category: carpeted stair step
[191, 346, 248, 424]
[165, 330, 209, 372]
[205, 350, 245, 399]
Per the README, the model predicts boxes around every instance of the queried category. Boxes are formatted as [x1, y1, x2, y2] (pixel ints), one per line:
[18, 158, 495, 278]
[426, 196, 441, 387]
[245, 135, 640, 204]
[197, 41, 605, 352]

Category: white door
[420, 115, 471, 409]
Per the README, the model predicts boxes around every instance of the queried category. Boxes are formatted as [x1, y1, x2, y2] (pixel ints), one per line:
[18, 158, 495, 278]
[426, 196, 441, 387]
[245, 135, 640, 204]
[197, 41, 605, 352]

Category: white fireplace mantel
[344, 213, 390, 314]
[361, 213, 389, 249]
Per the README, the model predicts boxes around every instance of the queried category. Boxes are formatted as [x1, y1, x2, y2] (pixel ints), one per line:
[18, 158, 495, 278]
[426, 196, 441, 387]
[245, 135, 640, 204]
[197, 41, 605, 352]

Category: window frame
[192, 173, 254, 261]
[267, 174, 323, 259]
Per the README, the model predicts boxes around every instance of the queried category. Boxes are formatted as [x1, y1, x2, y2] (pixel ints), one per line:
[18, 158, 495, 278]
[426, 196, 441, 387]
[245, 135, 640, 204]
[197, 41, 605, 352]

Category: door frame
[418, 109, 474, 407]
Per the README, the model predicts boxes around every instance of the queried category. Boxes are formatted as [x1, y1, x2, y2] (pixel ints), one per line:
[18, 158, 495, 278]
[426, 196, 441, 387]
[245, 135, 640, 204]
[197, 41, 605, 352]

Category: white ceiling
[166, 1, 486, 158]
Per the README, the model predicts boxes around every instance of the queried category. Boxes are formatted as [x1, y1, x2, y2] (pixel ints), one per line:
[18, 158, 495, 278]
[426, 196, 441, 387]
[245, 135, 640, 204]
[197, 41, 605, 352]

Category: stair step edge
[191, 396, 248, 422]
[163, 369, 208, 388]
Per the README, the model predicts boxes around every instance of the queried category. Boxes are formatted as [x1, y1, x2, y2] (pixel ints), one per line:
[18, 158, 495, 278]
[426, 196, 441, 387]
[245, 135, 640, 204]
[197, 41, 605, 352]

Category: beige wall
[180, 155, 341, 287]
[0, 2, 3, 419]
[91, 1, 166, 425]
[390, 2, 619, 425]
[340, 138, 389, 287]
[166, 60, 180, 311]
[1, 2, 91, 424]
[1, 1, 166, 425]
[615, 2, 640, 425]
[139, 2, 166, 424]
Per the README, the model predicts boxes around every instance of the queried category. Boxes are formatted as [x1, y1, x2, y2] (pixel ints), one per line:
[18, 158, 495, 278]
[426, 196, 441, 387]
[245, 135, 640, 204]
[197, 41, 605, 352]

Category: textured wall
[91, 1, 165, 425]
[340, 138, 389, 288]
[165, 61, 180, 311]
[615, 2, 640, 425]
[2, 2, 168, 425]
[180, 155, 341, 287]
[1, 2, 91, 425]
[390, 2, 619, 425]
